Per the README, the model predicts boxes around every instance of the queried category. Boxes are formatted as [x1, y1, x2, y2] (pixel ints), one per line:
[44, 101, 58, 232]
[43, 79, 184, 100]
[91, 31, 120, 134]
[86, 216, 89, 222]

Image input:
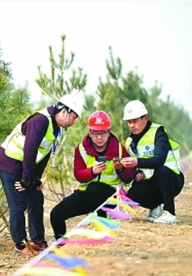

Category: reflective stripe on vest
[77, 143, 123, 191]
[1, 108, 56, 164]
[125, 123, 181, 179]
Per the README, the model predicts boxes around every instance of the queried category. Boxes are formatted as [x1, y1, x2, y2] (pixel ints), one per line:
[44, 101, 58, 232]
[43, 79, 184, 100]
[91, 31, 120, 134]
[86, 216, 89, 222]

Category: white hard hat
[122, 100, 148, 120]
[58, 91, 84, 118]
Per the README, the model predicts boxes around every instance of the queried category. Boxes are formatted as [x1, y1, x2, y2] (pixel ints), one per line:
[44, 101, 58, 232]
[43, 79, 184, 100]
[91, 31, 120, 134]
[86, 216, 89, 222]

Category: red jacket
[74, 132, 135, 184]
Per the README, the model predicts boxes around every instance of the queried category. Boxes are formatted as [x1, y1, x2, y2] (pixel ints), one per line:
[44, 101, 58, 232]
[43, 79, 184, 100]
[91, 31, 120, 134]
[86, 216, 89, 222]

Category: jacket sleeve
[35, 152, 51, 179]
[138, 126, 171, 169]
[117, 145, 135, 183]
[73, 145, 95, 183]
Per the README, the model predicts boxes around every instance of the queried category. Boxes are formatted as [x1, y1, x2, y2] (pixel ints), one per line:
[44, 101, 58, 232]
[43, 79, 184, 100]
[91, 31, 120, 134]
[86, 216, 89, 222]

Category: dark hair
[140, 115, 147, 119]
[54, 102, 71, 114]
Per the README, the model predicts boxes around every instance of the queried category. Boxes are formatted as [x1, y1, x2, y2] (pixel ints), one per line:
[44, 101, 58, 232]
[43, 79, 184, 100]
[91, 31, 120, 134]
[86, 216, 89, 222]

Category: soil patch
[0, 171, 192, 276]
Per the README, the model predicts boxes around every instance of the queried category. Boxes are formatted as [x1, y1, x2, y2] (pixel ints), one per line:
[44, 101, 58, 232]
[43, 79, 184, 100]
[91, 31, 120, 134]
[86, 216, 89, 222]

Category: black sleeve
[137, 126, 171, 169]
[35, 151, 52, 179]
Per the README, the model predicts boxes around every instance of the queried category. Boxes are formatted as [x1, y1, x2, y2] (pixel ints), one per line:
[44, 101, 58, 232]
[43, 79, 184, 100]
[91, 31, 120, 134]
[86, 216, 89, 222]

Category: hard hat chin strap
[64, 110, 71, 131]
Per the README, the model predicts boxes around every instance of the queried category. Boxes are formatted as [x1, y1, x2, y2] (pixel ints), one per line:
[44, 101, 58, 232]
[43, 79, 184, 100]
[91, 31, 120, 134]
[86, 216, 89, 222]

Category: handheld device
[113, 157, 121, 163]
[97, 156, 107, 163]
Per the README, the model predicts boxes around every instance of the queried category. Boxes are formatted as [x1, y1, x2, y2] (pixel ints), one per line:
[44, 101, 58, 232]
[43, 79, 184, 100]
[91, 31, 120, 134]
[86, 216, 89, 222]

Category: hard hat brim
[122, 112, 148, 120]
[89, 126, 111, 131]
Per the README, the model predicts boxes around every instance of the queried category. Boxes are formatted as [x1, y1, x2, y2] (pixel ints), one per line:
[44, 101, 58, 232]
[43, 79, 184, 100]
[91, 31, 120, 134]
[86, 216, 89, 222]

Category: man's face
[56, 110, 78, 128]
[89, 130, 109, 148]
[127, 116, 148, 135]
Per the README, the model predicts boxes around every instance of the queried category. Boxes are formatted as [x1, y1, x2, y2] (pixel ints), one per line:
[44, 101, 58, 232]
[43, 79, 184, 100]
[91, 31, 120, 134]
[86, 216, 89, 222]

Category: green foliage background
[0, 36, 192, 231]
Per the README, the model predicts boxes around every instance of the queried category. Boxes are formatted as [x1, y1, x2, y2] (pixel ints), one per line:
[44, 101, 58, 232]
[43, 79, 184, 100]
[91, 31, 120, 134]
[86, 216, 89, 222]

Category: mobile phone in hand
[113, 157, 121, 163]
[97, 156, 107, 163]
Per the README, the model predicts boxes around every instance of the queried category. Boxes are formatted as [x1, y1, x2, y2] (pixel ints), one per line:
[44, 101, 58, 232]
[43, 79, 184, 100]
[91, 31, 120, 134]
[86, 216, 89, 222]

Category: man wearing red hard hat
[50, 110, 135, 240]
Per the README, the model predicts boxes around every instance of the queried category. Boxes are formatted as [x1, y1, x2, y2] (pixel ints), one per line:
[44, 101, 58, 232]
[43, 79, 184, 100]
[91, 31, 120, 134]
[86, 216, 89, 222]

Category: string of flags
[12, 187, 140, 276]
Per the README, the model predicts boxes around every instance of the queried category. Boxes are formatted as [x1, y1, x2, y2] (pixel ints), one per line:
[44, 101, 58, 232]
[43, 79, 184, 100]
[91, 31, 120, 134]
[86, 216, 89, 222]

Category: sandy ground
[0, 170, 192, 276]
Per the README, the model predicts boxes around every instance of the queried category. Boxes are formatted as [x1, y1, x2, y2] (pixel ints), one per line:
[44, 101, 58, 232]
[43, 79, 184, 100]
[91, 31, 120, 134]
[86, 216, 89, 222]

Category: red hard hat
[88, 110, 112, 130]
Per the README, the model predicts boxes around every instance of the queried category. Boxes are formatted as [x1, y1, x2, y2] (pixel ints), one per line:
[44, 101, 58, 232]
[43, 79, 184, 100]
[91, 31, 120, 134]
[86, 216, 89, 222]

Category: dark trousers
[127, 166, 184, 215]
[50, 182, 116, 239]
[0, 170, 45, 247]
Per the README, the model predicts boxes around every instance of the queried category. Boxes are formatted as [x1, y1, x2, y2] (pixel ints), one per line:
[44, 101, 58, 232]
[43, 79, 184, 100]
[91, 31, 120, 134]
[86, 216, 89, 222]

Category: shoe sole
[154, 220, 177, 224]
[14, 249, 34, 256]
[146, 217, 156, 222]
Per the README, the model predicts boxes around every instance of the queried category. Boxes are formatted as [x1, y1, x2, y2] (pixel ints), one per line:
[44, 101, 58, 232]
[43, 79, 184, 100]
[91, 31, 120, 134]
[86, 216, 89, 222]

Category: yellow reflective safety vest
[77, 143, 123, 191]
[125, 123, 181, 179]
[1, 108, 56, 164]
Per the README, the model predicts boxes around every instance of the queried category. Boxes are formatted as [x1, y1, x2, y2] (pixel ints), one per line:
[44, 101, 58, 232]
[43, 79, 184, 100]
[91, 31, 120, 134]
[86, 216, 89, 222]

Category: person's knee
[126, 188, 133, 199]
[126, 181, 149, 205]
[86, 182, 114, 195]
[50, 204, 61, 221]
[86, 182, 115, 211]
[127, 188, 139, 202]
[86, 182, 101, 192]
[155, 166, 177, 183]
[10, 201, 27, 213]
[175, 174, 185, 196]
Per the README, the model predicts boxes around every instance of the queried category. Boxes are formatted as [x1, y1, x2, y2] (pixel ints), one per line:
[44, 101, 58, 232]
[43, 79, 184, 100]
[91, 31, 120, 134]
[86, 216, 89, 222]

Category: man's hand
[14, 181, 26, 192]
[120, 157, 138, 168]
[92, 161, 106, 175]
[112, 158, 124, 171]
[33, 177, 43, 191]
[135, 172, 145, 182]
[36, 184, 43, 191]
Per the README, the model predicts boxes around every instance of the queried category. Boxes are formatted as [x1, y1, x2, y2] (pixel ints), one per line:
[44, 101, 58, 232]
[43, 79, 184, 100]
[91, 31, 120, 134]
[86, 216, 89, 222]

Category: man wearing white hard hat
[0, 91, 83, 255]
[120, 100, 184, 224]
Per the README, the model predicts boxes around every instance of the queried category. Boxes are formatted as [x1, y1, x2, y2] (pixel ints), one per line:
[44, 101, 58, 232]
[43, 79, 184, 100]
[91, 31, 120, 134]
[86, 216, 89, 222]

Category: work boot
[14, 246, 38, 256]
[146, 204, 164, 222]
[30, 241, 48, 252]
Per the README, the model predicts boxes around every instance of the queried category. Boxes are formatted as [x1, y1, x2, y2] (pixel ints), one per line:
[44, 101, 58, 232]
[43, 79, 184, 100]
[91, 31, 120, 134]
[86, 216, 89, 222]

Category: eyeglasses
[90, 131, 109, 137]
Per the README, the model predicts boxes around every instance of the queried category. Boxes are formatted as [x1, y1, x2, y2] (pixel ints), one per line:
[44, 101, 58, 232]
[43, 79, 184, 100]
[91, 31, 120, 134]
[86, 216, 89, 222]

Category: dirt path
[0, 171, 192, 276]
